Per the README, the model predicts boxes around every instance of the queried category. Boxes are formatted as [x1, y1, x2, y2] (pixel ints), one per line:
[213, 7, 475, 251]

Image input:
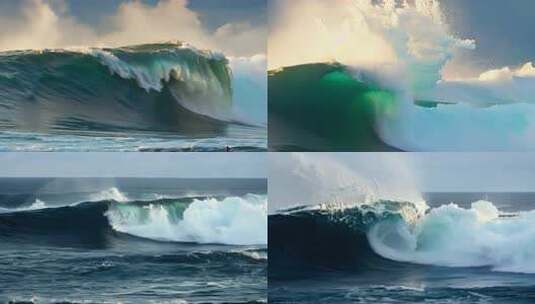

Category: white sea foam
[106, 194, 267, 245]
[368, 200, 535, 273]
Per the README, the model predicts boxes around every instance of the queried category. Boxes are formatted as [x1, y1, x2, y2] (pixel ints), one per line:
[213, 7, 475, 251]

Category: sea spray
[269, 153, 423, 212]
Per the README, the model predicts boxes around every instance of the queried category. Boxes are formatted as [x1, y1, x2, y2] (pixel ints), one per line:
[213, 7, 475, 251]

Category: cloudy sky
[0, 153, 266, 178]
[269, 153, 535, 211]
[440, 0, 535, 76]
[0, 0, 266, 56]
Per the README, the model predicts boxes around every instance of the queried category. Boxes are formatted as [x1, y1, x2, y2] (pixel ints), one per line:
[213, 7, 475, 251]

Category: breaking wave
[270, 199, 535, 274]
[268, 0, 535, 151]
[0, 192, 267, 246]
[0, 42, 265, 136]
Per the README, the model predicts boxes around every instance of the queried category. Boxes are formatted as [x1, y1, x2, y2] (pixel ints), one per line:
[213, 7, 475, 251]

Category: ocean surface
[0, 43, 267, 151]
[269, 192, 535, 303]
[0, 178, 267, 304]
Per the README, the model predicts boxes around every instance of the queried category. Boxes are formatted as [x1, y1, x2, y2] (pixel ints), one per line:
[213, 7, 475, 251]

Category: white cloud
[0, 0, 265, 56]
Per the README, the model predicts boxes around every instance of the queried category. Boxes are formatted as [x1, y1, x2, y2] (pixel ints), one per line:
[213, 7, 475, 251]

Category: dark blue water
[0, 178, 267, 304]
[269, 193, 535, 303]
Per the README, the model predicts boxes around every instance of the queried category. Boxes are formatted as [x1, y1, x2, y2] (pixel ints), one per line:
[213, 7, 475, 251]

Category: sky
[440, 0, 535, 77]
[0, 153, 266, 178]
[34, 0, 267, 32]
[0, 0, 266, 56]
[269, 153, 535, 211]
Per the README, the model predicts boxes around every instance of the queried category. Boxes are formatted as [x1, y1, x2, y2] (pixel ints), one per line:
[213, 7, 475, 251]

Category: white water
[106, 194, 267, 245]
[368, 200, 535, 273]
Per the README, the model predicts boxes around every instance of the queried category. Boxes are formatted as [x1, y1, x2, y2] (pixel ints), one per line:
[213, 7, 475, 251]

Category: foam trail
[368, 200, 535, 273]
[106, 195, 267, 245]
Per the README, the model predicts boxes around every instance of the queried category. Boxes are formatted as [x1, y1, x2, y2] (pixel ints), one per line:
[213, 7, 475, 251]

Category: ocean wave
[0, 42, 265, 136]
[369, 200, 535, 273]
[270, 199, 535, 274]
[269, 63, 535, 151]
[0, 192, 267, 247]
[268, 0, 535, 151]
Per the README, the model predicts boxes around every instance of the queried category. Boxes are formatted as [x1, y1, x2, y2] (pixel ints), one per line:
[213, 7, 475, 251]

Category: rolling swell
[0, 43, 233, 135]
[268, 63, 402, 151]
